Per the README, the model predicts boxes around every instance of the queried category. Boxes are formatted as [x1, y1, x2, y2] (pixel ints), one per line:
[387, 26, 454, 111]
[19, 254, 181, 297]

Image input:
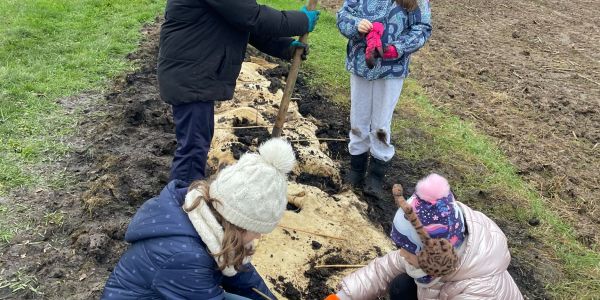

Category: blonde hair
[185, 180, 255, 271]
[396, 0, 419, 11]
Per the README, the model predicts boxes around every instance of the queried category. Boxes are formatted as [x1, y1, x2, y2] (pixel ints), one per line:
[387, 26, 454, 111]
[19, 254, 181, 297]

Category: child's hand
[392, 184, 403, 198]
[392, 184, 405, 207]
[358, 19, 373, 34]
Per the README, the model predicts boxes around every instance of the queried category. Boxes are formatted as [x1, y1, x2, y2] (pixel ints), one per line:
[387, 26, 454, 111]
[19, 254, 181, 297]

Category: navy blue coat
[102, 180, 275, 300]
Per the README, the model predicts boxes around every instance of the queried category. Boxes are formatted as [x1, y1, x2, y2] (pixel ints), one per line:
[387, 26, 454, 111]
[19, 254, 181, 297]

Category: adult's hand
[301, 6, 320, 32]
[289, 40, 310, 60]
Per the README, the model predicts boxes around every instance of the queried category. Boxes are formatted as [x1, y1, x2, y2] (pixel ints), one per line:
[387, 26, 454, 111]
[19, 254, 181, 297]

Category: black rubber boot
[347, 152, 369, 189]
[364, 155, 388, 200]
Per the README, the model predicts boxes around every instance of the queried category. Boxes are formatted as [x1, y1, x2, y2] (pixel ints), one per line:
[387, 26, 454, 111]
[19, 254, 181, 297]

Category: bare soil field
[411, 0, 600, 250]
[322, 0, 600, 251]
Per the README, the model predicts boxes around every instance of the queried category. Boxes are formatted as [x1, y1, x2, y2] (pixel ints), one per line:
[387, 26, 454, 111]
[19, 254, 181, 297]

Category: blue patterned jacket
[336, 0, 431, 80]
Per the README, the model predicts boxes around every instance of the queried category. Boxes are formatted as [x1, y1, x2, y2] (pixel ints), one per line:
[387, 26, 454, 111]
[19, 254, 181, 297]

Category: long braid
[393, 185, 431, 244]
[392, 184, 459, 277]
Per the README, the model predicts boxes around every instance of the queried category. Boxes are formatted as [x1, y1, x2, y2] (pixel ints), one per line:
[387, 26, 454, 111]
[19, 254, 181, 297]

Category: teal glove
[301, 6, 320, 32]
[289, 40, 309, 60]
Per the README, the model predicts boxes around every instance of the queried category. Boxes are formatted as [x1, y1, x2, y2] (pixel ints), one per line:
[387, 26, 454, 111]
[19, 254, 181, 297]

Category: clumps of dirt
[260, 64, 289, 78]
[296, 172, 341, 195]
[302, 267, 337, 297]
[373, 245, 384, 257]
[258, 65, 288, 93]
[150, 140, 177, 156]
[295, 78, 349, 162]
[286, 202, 302, 213]
[323, 254, 349, 266]
[303, 251, 349, 298]
[230, 142, 249, 160]
[229, 116, 273, 160]
[269, 276, 303, 299]
[311, 240, 323, 250]
[233, 117, 270, 142]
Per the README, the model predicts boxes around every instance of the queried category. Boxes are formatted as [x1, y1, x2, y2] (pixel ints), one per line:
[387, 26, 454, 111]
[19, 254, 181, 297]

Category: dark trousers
[389, 273, 418, 300]
[170, 101, 215, 184]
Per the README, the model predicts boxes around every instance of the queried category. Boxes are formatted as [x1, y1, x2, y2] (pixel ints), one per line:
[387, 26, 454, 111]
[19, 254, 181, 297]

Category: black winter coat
[158, 0, 309, 105]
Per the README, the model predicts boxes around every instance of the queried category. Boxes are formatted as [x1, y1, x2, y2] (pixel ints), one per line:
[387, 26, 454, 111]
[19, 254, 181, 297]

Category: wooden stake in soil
[288, 137, 348, 143]
[252, 287, 273, 300]
[214, 125, 270, 130]
[315, 264, 367, 269]
[272, 0, 319, 138]
[278, 224, 346, 241]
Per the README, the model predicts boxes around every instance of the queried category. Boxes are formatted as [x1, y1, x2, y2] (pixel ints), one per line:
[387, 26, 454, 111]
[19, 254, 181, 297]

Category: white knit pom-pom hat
[209, 138, 296, 233]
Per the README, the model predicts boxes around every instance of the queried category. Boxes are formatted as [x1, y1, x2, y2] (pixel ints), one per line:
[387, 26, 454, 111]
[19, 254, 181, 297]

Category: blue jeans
[170, 101, 215, 184]
[224, 292, 252, 300]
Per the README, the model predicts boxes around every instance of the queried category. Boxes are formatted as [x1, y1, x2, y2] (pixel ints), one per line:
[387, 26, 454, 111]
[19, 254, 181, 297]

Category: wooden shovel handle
[272, 0, 319, 137]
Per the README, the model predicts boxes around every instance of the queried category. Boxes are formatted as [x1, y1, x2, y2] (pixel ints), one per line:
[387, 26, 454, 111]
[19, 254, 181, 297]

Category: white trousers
[349, 74, 404, 162]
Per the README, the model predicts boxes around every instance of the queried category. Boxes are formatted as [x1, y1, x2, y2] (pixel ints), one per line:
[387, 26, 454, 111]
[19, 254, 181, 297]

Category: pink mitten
[383, 45, 399, 59]
[365, 22, 384, 69]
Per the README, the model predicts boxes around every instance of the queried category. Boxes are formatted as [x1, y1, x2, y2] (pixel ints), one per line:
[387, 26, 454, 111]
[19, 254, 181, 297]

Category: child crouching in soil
[102, 138, 296, 299]
[326, 174, 524, 300]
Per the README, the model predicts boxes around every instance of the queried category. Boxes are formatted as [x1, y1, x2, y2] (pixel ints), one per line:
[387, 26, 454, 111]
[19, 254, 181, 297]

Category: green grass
[261, 0, 600, 297]
[0, 270, 42, 295]
[0, 0, 165, 192]
[0, 204, 13, 243]
[43, 210, 65, 227]
[0, 203, 36, 246]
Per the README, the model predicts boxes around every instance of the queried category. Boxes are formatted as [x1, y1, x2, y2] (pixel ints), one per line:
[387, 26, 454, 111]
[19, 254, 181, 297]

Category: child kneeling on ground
[327, 174, 524, 300]
[102, 138, 296, 299]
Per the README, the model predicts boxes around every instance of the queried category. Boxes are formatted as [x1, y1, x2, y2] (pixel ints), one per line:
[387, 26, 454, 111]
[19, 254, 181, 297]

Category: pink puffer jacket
[338, 202, 524, 300]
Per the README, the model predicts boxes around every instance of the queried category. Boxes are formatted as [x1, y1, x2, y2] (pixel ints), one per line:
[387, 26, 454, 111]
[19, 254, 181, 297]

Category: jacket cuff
[283, 9, 310, 36]
[336, 290, 351, 300]
[389, 43, 405, 57]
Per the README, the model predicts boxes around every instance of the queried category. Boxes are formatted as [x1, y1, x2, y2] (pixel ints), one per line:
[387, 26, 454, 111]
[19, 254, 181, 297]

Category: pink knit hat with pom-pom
[390, 174, 466, 283]
[391, 173, 465, 254]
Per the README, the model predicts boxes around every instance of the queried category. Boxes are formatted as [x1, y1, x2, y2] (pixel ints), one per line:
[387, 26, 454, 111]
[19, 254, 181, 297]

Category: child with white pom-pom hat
[102, 138, 296, 300]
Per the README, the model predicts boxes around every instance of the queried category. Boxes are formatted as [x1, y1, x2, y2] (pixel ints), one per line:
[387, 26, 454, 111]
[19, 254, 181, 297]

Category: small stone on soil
[48, 268, 66, 278]
[528, 218, 540, 226]
[311, 240, 322, 250]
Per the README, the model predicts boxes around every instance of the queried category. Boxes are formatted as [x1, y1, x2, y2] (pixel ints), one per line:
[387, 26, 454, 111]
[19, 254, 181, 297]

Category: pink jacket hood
[447, 202, 511, 280]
